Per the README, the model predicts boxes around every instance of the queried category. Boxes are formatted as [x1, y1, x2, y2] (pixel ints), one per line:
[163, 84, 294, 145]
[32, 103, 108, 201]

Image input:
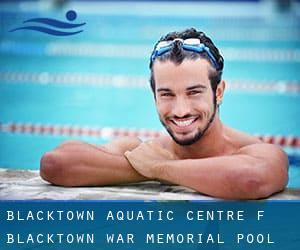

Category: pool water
[0, 1, 299, 188]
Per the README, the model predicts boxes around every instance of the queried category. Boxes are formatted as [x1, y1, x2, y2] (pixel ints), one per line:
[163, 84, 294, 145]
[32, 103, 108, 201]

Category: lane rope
[1, 71, 299, 94]
[1, 41, 300, 61]
[0, 122, 299, 148]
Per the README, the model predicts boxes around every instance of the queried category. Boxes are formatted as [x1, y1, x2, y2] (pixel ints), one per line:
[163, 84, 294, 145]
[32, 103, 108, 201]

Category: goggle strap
[151, 40, 220, 70]
[182, 44, 219, 70]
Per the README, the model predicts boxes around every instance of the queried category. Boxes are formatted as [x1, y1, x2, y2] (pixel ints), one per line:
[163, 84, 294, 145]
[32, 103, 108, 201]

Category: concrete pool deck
[1, 168, 300, 200]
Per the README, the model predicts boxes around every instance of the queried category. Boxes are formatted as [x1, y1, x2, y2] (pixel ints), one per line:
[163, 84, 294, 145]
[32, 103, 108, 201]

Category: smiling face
[153, 58, 218, 146]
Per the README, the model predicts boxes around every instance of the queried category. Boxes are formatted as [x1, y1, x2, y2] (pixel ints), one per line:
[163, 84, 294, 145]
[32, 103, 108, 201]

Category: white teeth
[173, 118, 195, 127]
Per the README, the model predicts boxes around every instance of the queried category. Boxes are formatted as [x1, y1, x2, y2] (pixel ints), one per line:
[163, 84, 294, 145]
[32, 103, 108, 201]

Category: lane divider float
[0, 122, 299, 148]
[1, 71, 299, 94]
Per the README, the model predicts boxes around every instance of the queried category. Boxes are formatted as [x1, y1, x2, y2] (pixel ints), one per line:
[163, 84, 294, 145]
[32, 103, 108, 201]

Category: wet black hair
[149, 28, 224, 97]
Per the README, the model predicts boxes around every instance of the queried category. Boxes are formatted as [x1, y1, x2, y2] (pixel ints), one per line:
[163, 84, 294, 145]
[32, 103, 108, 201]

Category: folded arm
[40, 137, 148, 186]
[125, 142, 288, 199]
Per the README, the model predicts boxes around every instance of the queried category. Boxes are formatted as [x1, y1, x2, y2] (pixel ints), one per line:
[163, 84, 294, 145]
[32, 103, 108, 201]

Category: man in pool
[40, 28, 288, 199]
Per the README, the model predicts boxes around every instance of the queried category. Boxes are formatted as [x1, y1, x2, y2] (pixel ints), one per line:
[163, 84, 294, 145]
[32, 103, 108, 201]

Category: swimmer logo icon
[9, 10, 85, 36]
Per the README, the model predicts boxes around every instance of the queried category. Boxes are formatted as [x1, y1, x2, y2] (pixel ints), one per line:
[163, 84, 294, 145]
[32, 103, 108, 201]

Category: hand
[124, 140, 177, 179]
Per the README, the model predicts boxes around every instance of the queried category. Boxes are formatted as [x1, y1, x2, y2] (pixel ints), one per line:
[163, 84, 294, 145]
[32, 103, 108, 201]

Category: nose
[172, 96, 192, 118]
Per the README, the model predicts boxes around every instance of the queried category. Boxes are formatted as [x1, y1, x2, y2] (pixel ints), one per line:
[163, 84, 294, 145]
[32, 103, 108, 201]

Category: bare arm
[125, 142, 288, 199]
[40, 137, 148, 186]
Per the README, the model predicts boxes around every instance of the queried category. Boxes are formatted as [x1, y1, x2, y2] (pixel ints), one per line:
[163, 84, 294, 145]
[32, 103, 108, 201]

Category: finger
[147, 140, 155, 146]
[124, 151, 130, 157]
[147, 140, 169, 154]
[124, 151, 134, 162]
[145, 141, 162, 153]
[152, 144, 177, 160]
[147, 140, 160, 147]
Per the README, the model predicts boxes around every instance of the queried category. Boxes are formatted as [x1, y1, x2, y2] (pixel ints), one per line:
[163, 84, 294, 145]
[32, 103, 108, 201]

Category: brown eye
[188, 91, 201, 96]
[161, 93, 174, 97]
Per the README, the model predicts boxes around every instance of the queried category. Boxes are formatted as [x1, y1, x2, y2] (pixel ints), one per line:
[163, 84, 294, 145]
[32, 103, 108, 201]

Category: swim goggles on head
[150, 38, 221, 70]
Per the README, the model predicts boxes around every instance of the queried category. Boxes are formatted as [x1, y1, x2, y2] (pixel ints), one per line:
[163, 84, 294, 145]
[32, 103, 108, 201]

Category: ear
[216, 80, 225, 105]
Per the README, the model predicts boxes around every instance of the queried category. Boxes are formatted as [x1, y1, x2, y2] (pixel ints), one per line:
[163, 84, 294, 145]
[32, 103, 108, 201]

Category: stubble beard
[159, 102, 217, 146]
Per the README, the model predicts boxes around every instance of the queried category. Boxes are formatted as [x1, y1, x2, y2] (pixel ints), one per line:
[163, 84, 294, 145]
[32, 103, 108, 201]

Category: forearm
[155, 155, 277, 199]
[40, 143, 147, 187]
[58, 153, 147, 187]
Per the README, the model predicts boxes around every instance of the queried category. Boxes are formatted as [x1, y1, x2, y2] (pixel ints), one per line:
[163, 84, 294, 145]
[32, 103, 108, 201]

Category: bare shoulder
[102, 137, 142, 155]
[225, 126, 262, 148]
[237, 143, 288, 165]
[226, 126, 288, 165]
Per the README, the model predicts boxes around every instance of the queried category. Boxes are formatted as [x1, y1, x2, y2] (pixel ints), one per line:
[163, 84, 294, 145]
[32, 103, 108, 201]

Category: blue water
[0, 1, 299, 188]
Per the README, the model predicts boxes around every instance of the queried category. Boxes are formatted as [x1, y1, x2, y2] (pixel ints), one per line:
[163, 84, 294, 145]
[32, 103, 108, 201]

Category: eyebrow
[156, 84, 207, 93]
[157, 88, 172, 92]
[186, 84, 207, 91]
